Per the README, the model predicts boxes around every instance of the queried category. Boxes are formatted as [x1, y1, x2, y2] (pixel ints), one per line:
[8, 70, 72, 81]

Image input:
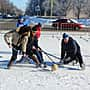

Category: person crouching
[60, 33, 85, 70]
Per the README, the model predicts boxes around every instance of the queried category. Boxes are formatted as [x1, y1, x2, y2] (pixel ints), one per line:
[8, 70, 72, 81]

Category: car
[0, 15, 3, 19]
[2, 14, 18, 19]
[52, 19, 85, 30]
[0, 13, 3, 19]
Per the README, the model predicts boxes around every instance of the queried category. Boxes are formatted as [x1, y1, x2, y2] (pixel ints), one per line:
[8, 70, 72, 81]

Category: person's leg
[33, 50, 40, 63]
[26, 50, 41, 67]
[30, 55, 41, 68]
[33, 50, 47, 67]
[38, 51, 47, 67]
[72, 56, 79, 66]
[34, 50, 43, 64]
[39, 51, 44, 63]
[16, 56, 27, 64]
[63, 55, 76, 64]
[28, 51, 40, 65]
[7, 48, 18, 68]
[37, 51, 47, 67]
[77, 53, 84, 67]
[76, 52, 85, 70]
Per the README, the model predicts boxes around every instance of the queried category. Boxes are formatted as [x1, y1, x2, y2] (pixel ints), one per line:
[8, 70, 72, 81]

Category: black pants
[8, 48, 18, 67]
[64, 52, 83, 66]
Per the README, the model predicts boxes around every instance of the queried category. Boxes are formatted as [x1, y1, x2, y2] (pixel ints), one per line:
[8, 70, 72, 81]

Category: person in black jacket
[26, 29, 46, 68]
[60, 33, 85, 70]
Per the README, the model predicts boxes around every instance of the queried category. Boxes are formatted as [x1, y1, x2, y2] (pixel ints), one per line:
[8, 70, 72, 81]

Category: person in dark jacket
[60, 33, 85, 70]
[26, 29, 46, 68]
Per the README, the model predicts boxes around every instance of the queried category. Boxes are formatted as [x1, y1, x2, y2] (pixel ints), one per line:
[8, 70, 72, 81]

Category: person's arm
[4, 31, 13, 48]
[69, 40, 77, 59]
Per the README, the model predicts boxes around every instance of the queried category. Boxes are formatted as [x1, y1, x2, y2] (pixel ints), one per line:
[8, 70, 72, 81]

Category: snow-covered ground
[0, 31, 90, 90]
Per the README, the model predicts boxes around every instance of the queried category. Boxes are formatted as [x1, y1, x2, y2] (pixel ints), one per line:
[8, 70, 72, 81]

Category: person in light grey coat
[4, 26, 40, 69]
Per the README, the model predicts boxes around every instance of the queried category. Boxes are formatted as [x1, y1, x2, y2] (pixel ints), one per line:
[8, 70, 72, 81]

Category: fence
[43, 23, 90, 32]
[0, 20, 90, 32]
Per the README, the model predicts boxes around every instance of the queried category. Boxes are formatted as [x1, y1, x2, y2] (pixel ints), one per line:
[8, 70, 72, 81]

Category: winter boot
[80, 63, 85, 70]
[7, 57, 15, 69]
[43, 62, 47, 68]
[35, 64, 42, 68]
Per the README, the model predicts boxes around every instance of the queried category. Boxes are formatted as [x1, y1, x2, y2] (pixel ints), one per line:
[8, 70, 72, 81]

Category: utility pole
[50, 0, 53, 16]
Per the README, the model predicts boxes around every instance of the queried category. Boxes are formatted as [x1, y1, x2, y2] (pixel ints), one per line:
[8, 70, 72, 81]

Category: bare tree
[25, 0, 89, 18]
[73, 0, 87, 19]
[84, 0, 90, 18]
[42, 0, 50, 16]
[25, 0, 43, 16]
[0, 0, 22, 15]
[42, 0, 72, 17]
[0, 0, 7, 14]
[53, 0, 72, 17]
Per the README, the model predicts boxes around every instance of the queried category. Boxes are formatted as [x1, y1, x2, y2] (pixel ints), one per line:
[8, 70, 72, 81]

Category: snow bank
[0, 31, 90, 90]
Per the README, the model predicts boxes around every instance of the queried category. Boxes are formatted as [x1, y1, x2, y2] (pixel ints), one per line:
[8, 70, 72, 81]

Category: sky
[10, 0, 28, 11]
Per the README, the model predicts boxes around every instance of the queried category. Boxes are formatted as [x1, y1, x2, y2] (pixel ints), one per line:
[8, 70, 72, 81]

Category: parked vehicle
[2, 14, 18, 19]
[0, 15, 3, 19]
[52, 19, 85, 30]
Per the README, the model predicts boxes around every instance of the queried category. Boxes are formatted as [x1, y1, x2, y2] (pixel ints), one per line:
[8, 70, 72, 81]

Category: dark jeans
[64, 52, 83, 66]
[33, 50, 44, 64]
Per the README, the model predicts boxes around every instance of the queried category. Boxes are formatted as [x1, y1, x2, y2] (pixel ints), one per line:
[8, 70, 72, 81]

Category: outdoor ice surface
[0, 31, 90, 90]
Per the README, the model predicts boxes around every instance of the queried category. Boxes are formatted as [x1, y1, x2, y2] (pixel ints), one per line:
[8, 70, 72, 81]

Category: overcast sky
[10, 0, 28, 11]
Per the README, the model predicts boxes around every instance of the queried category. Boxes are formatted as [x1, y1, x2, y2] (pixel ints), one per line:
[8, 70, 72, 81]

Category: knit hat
[63, 33, 69, 39]
[38, 23, 41, 27]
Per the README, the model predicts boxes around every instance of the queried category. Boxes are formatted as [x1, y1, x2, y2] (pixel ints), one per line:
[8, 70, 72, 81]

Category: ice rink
[0, 31, 90, 90]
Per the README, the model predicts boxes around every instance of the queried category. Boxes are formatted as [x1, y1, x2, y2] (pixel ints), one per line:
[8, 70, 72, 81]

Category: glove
[8, 43, 12, 48]
[59, 59, 64, 65]
[32, 46, 36, 50]
[65, 57, 71, 61]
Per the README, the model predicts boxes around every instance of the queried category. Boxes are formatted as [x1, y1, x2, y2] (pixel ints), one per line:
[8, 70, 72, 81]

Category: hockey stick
[41, 49, 61, 60]
[44, 51, 55, 63]
[43, 50, 59, 71]
[80, 36, 88, 42]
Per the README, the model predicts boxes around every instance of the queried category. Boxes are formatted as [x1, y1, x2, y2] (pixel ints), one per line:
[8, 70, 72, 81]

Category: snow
[23, 16, 57, 26]
[0, 31, 90, 90]
[76, 19, 90, 26]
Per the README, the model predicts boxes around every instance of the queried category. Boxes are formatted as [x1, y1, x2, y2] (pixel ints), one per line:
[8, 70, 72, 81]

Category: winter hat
[38, 23, 41, 27]
[63, 33, 69, 39]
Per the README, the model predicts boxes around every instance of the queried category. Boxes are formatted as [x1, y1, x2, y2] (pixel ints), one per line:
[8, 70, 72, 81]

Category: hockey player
[26, 28, 46, 68]
[32, 23, 42, 39]
[16, 18, 24, 27]
[32, 29, 46, 67]
[60, 33, 85, 70]
[4, 26, 40, 69]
